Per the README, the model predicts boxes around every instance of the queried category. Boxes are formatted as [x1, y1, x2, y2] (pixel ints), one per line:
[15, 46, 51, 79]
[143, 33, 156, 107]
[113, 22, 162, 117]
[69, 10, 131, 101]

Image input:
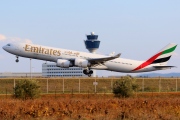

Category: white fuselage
[3, 43, 160, 73]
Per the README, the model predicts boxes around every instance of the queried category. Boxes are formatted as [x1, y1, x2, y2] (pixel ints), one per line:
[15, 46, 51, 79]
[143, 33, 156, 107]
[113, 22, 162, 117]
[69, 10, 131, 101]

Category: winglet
[114, 53, 121, 58]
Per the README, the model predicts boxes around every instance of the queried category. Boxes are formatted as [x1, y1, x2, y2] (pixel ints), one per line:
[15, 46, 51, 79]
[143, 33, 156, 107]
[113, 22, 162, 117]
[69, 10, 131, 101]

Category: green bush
[14, 79, 40, 99]
[113, 76, 139, 98]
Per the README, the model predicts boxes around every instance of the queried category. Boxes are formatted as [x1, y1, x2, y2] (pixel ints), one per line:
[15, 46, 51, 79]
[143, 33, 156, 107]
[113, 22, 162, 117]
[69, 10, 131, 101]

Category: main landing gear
[83, 68, 93, 77]
[15, 56, 19, 62]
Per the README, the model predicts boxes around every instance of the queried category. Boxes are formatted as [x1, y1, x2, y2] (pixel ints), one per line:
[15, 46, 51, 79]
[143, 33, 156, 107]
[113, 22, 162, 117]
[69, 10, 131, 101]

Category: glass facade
[42, 63, 86, 77]
[85, 41, 100, 49]
[87, 35, 98, 40]
[85, 34, 100, 50]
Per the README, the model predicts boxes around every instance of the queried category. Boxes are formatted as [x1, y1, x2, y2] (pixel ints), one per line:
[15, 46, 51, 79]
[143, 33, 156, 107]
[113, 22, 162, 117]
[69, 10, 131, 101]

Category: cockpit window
[7, 44, 10, 46]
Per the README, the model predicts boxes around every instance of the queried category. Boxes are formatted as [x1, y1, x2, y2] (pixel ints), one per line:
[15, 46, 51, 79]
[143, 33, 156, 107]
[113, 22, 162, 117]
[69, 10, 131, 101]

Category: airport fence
[0, 77, 180, 94]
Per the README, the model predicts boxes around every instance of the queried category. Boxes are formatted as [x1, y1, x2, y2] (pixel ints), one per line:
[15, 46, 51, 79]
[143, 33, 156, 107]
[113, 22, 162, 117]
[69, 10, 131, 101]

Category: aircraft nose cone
[2, 46, 7, 51]
[2, 46, 5, 50]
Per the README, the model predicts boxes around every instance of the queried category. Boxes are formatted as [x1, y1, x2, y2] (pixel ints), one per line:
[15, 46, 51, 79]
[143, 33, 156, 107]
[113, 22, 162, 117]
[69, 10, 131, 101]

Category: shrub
[113, 76, 139, 98]
[14, 79, 40, 99]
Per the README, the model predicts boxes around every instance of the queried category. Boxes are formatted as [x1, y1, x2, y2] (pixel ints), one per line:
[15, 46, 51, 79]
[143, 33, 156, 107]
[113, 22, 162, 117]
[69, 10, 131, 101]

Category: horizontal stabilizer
[153, 66, 176, 70]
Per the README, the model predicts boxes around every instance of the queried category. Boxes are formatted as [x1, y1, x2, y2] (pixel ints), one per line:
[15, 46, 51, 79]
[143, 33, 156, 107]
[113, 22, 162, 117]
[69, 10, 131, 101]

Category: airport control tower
[84, 32, 100, 53]
[84, 32, 100, 77]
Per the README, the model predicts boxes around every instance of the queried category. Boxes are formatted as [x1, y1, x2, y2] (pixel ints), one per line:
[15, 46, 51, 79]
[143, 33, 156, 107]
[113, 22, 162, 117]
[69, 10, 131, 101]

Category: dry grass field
[0, 77, 180, 119]
[1, 93, 180, 119]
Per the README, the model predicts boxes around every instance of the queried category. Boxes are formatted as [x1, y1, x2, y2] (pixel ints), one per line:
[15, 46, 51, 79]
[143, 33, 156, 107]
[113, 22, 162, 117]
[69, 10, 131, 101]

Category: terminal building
[42, 63, 86, 77]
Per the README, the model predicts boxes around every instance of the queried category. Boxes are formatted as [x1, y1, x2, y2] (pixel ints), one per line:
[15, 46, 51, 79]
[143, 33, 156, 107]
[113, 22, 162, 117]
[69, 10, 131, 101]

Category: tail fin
[151, 43, 177, 65]
[133, 43, 177, 71]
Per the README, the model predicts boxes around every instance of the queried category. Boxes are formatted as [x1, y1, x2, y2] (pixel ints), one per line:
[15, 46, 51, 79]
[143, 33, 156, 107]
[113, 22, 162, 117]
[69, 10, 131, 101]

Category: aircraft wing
[87, 53, 121, 64]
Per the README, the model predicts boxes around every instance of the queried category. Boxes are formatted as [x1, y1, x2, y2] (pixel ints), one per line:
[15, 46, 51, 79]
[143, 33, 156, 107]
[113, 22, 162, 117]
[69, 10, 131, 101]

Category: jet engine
[75, 58, 90, 68]
[56, 59, 72, 68]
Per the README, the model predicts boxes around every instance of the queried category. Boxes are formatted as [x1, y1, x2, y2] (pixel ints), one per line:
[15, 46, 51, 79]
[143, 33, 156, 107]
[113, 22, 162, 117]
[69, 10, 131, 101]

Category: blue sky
[0, 1, 180, 76]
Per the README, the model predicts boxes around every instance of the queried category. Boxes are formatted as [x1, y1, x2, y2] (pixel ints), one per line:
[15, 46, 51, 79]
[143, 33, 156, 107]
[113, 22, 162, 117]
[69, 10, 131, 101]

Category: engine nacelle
[75, 58, 90, 68]
[56, 59, 71, 68]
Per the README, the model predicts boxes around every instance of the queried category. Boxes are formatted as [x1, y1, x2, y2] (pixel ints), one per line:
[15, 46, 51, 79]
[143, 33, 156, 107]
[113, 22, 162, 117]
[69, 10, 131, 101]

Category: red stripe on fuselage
[132, 51, 162, 71]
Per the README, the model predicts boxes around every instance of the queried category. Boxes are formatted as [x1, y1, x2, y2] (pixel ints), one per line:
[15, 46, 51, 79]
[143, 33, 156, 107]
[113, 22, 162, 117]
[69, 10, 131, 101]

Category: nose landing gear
[15, 56, 19, 62]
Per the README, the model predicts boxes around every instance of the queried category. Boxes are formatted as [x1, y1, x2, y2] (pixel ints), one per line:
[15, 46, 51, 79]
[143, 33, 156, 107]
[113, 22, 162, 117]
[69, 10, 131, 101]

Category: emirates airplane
[2, 42, 177, 77]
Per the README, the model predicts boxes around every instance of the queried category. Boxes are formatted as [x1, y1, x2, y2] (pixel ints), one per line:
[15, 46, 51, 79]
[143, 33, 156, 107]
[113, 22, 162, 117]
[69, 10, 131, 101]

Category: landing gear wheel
[16, 59, 19, 62]
[15, 56, 19, 63]
[83, 69, 93, 77]
[89, 70, 93, 74]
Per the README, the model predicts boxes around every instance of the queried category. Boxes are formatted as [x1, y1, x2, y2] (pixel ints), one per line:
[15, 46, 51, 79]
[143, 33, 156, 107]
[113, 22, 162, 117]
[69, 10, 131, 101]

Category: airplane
[2, 42, 177, 77]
